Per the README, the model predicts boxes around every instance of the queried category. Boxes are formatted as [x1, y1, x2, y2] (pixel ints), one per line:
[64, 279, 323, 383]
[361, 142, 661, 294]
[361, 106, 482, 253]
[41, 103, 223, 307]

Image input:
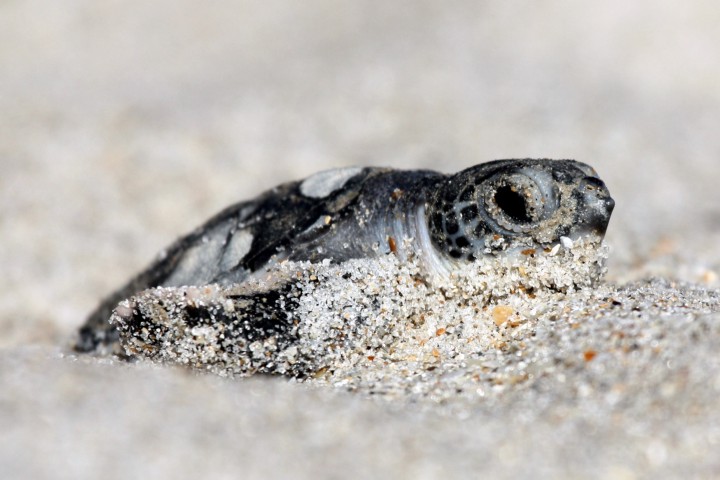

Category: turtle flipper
[74, 198, 263, 353]
[108, 278, 311, 376]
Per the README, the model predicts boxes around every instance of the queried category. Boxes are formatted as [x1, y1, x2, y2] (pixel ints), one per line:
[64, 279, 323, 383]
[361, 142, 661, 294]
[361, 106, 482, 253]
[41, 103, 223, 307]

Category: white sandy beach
[1, 1, 720, 478]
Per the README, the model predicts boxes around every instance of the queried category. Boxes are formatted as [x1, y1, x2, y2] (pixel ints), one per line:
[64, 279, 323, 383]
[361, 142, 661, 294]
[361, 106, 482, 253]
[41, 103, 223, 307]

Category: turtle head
[426, 159, 614, 261]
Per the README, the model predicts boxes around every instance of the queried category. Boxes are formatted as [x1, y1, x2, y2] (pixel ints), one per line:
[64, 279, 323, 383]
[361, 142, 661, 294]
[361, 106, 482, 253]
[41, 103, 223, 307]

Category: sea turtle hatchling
[76, 159, 614, 376]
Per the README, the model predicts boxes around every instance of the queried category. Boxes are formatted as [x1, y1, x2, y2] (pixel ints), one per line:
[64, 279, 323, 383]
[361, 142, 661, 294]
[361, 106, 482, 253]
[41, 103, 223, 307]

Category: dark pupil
[494, 186, 531, 223]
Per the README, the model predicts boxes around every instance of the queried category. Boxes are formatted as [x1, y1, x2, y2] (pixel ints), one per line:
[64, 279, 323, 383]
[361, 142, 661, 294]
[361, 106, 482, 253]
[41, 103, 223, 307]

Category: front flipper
[110, 279, 314, 377]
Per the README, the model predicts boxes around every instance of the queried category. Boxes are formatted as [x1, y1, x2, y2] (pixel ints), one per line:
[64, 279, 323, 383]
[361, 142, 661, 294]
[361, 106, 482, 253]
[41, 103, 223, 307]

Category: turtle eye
[483, 171, 554, 233]
[494, 185, 532, 224]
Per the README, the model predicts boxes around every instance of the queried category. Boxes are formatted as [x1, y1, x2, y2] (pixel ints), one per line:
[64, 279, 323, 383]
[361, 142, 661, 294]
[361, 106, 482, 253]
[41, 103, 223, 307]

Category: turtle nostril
[581, 176, 606, 191]
[579, 177, 612, 203]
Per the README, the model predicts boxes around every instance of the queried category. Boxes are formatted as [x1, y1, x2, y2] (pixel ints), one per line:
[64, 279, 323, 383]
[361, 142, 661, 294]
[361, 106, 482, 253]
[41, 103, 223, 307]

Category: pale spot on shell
[219, 229, 254, 271]
[299, 167, 363, 199]
[165, 222, 234, 287]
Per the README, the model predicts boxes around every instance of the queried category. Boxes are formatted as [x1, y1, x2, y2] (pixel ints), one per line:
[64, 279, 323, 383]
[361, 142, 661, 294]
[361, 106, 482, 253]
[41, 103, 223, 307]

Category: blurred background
[1, 0, 719, 347]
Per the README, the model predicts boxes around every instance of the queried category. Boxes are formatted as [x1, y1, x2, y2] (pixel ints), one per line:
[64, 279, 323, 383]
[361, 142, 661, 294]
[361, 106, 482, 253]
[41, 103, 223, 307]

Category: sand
[2, 1, 720, 478]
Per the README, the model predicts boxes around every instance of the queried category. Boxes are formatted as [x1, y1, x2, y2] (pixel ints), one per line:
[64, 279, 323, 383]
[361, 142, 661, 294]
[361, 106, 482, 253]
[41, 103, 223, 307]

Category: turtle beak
[570, 176, 615, 239]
